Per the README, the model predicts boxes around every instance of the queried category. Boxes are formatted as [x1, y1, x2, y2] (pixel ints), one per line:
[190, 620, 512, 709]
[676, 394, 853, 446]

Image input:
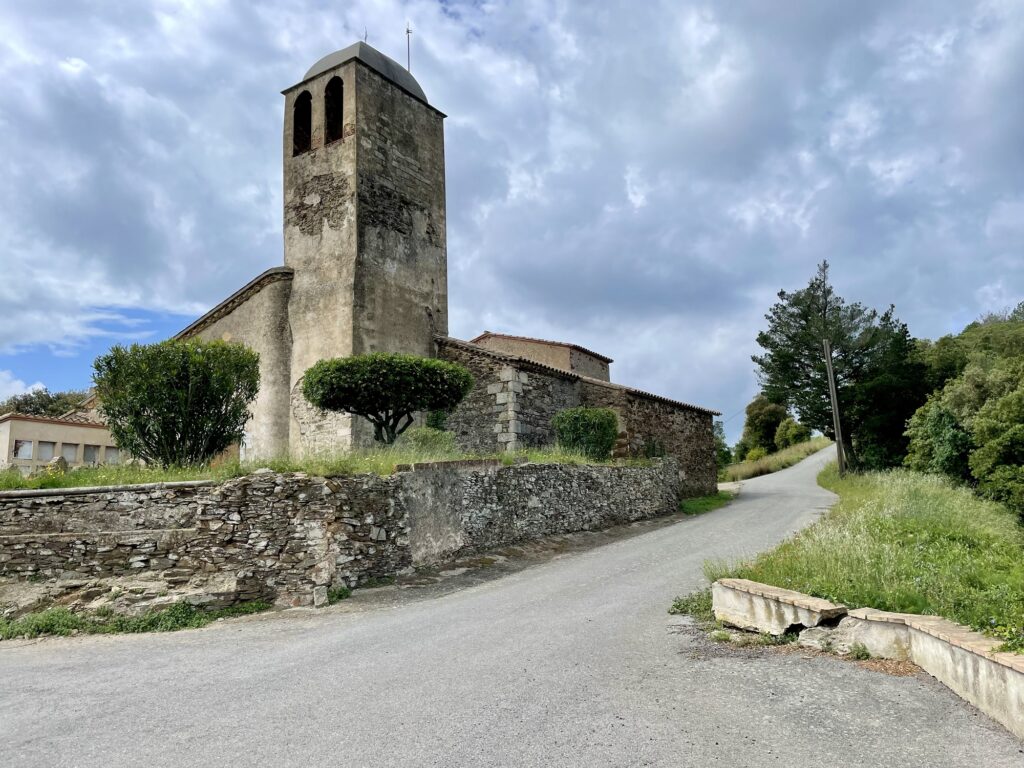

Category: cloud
[0, 0, 1022, 440]
[0, 370, 43, 401]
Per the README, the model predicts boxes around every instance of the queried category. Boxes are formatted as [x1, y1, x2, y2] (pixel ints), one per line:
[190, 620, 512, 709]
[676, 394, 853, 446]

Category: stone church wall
[577, 381, 717, 496]
[438, 339, 717, 495]
[0, 459, 679, 612]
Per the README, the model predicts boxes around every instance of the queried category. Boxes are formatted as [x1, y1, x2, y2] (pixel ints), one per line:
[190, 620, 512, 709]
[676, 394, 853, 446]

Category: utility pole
[406, 22, 412, 71]
[822, 339, 847, 475]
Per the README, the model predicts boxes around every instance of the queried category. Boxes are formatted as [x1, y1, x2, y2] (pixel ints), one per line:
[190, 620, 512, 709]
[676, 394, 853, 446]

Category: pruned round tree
[302, 353, 474, 444]
[93, 339, 260, 467]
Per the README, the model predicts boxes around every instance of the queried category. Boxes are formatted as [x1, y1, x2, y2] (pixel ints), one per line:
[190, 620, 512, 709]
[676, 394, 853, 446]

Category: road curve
[2, 448, 1021, 766]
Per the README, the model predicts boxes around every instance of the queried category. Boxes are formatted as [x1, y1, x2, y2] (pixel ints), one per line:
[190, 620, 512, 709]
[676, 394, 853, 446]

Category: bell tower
[281, 42, 448, 450]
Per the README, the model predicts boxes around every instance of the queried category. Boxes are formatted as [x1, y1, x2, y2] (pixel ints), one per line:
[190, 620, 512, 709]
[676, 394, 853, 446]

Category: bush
[399, 426, 456, 453]
[744, 446, 768, 462]
[93, 340, 260, 467]
[303, 353, 473, 444]
[774, 417, 811, 450]
[552, 407, 619, 461]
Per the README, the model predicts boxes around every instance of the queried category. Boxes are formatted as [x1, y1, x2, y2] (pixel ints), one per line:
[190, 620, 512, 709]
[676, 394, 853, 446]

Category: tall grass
[721, 436, 832, 482]
[0, 601, 270, 640]
[0, 444, 638, 492]
[709, 463, 1024, 652]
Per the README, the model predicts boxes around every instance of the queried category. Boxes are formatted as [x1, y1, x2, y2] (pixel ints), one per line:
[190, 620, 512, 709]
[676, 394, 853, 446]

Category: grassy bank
[0, 601, 271, 641]
[708, 464, 1024, 652]
[680, 491, 735, 516]
[720, 436, 832, 482]
[0, 445, 636, 492]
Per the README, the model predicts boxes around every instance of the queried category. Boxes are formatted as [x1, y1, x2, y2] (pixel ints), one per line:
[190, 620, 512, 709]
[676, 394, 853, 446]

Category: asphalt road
[2, 447, 1022, 767]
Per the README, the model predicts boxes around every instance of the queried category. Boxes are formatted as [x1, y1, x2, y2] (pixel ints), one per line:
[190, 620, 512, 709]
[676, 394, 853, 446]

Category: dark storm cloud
[0, 0, 1021, 439]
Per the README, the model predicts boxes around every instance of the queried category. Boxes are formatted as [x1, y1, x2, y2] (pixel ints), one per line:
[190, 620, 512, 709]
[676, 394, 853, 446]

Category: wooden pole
[822, 339, 847, 475]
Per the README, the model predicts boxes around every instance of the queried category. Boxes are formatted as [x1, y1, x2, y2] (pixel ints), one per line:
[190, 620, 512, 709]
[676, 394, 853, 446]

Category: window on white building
[105, 447, 120, 465]
[37, 441, 56, 462]
[83, 444, 100, 464]
[61, 443, 79, 463]
[13, 440, 33, 460]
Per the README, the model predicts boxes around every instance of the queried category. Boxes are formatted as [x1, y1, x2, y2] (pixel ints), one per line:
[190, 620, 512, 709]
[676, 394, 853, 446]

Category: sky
[0, 0, 1022, 441]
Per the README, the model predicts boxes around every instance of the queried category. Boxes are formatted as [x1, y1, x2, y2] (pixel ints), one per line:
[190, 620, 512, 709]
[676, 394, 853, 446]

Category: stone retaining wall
[0, 458, 679, 611]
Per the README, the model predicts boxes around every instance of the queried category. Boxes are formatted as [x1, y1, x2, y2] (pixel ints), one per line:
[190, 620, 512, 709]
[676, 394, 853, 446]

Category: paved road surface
[2, 448, 1021, 766]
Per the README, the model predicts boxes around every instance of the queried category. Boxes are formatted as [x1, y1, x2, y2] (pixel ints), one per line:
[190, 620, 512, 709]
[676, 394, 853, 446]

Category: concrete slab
[712, 577, 847, 635]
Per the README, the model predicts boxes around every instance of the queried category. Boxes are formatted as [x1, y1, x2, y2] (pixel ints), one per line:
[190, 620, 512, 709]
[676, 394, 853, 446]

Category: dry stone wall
[401, 458, 680, 563]
[0, 459, 679, 612]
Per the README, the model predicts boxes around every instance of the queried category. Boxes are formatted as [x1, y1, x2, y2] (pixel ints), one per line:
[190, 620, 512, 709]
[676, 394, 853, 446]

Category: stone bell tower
[281, 42, 448, 451]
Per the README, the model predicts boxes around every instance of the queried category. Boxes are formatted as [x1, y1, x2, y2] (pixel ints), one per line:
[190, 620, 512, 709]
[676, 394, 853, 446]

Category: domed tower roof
[302, 42, 428, 104]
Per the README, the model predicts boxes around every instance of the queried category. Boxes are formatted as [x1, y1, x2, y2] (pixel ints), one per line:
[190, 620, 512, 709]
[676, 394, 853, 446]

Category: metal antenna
[406, 22, 412, 71]
[363, 26, 368, 43]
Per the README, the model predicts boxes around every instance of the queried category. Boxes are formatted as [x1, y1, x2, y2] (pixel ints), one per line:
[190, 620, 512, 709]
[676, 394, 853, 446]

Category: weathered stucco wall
[180, 271, 294, 460]
[473, 336, 573, 372]
[353, 62, 447, 359]
[569, 347, 611, 381]
[0, 459, 678, 611]
[279, 58, 447, 454]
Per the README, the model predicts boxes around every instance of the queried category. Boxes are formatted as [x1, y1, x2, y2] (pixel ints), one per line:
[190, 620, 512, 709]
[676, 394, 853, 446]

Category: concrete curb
[712, 579, 1024, 741]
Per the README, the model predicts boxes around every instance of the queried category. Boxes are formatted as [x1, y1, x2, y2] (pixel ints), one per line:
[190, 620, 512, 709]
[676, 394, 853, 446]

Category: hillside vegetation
[720, 436, 831, 482]
[709, 464, 1024, 652]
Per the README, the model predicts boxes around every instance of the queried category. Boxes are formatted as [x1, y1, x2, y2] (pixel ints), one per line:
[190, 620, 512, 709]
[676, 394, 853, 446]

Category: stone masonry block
[486, 382, 503, 395]
[498, 367, 517, 382]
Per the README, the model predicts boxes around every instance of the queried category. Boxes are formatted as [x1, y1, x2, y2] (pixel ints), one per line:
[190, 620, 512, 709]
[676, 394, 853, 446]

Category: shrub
[744, 446, 768, 462]
[93, 340, 260, 467]
[774, 417, 811, 450]
[399, 426, 456, 453]
[552, 407, 618, 461]
[303, 353, 473, 444]
[425, 410, 449, 430]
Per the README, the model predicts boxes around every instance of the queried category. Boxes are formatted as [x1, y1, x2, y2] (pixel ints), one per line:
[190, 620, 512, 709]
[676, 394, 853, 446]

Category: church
[145, 42, 718, 495]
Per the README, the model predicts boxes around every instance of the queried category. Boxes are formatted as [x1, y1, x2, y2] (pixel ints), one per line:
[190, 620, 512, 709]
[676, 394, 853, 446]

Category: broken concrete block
[712, 578, 847, 636]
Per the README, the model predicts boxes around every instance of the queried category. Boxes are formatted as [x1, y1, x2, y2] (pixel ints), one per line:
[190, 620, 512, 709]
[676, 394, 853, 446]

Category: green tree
[739, 395, 787, 454]
[713, 420, 732, 469]
[0, 388, 89, 418]
[302, 353, 473, 444]
[93, 340, 260, 467]
[732, 437, 750, 463]
[774, 417, 811, 450]
[753, 261, 927, 469]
